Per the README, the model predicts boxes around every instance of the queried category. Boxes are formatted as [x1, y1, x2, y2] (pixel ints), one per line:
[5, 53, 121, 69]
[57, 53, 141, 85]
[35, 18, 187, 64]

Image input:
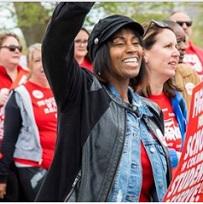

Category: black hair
[81, 27, 90, 36]
[93, 43, 111, 83]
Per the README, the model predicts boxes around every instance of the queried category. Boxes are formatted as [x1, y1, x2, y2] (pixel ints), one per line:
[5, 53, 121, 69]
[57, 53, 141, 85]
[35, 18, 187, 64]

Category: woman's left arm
[0, 93, 22, 179]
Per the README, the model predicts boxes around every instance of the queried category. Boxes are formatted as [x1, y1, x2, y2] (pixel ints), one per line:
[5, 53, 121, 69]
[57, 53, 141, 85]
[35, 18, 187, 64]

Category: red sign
[164, 82, 203, 202]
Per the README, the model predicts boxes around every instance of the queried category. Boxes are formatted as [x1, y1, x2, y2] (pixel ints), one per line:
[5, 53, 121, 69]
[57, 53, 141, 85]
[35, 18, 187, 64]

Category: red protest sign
[164, 81, 203, 202]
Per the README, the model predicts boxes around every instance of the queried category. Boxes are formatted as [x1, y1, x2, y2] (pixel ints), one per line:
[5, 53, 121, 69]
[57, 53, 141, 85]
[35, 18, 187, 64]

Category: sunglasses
[144, 20, 172, 37]
[0, 45, 22, 52]
[176, 21, 192, 27]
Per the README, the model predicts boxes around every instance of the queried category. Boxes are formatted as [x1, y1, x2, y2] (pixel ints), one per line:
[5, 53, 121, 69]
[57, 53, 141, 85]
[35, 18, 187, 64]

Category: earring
[97, 72, 101, 76]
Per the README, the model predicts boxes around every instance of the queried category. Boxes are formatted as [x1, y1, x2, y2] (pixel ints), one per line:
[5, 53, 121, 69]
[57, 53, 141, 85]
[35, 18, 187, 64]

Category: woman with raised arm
[36, 3, 171, 202]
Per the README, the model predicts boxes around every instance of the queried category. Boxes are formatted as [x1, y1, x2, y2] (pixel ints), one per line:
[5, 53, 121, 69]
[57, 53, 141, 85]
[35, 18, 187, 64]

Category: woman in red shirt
[0, 33, 29, 201]
[136, 20, 187, 173]
[0, 43, 57, 201]
[0, 33, 29, 144]
[74, 28, 93, 72]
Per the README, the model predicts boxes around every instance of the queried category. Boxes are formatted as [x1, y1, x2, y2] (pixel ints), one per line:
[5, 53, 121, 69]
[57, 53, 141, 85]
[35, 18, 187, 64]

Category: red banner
[164, 82, 203, 202]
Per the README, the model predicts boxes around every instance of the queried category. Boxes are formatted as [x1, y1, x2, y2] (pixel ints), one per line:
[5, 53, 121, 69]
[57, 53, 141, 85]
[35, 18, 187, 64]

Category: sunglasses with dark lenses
[144, 20, 172, 37]
[0, 45, 22, 52]
[176, 21, 192, 27]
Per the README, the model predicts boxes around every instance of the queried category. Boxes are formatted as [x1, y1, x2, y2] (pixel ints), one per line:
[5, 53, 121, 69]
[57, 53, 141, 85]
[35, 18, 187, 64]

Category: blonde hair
[27, 43, 42, 68]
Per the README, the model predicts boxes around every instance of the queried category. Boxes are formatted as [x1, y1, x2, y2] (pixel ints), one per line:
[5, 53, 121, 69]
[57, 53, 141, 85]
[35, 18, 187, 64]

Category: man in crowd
[169, 11, 203, 80]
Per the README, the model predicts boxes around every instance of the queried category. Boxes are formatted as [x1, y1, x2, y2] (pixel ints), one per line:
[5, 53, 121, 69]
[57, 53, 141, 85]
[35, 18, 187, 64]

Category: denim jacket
[35, 3, 171, 201]
[107, 85, 168, 202]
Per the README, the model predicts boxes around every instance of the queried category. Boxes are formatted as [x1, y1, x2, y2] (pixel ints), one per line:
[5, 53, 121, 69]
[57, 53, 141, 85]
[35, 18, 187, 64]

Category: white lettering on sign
[165, 183, 201, 202]
[192, 89, 203, 118]
[198, 114, 203, 129]
[166, 162, 203, 200]
[184, 127, 203, 160]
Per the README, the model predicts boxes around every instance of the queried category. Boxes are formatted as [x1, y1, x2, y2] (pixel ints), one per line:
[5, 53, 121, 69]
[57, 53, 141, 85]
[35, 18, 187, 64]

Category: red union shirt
[0, 65, 29, 143]
[149, 93, 182, 151]
[184, 41, 203, 80]
[24, 81, 57, 169]
[80, 57, 93, 72]
[139, 143, 154, 202]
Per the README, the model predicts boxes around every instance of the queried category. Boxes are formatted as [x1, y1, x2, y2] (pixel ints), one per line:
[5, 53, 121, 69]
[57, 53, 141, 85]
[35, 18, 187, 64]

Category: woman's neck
[29, 78, 50, 88]
[75, 56, 84, 65]
[148, 70, 166, 95]
[1, 63, 18, 81]
[110, 78, 130, 103]
[6, 67, 18, 82]
[149, 80, 164, 95]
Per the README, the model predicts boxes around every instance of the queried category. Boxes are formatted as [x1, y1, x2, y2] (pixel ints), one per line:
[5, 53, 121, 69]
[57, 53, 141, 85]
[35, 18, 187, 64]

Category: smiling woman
[35, 3, 171, 202]
[108, 28, 143, 86]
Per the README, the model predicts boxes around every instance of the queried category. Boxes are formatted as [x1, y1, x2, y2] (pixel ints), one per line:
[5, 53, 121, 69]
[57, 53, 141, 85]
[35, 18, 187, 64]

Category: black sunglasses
[144, 20, 172, 37]
[0, 45, 22, 52]
[176, 21, 192, 27]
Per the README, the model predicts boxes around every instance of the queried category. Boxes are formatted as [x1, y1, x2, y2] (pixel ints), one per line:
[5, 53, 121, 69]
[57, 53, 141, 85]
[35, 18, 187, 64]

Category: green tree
[0, 2, 202, 48]
[190, 2, 203, 48]
[95, 2, 176, 24]
[13, 2, 54, 46]
[96, 2, 203, 48]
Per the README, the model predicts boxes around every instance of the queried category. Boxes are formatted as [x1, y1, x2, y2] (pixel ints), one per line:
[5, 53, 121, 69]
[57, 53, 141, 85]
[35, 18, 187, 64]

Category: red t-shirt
[139, 143, 154, 202]
[14, 81, 57, 169]
[184, 41, 203, 79]
[0, 65, 29, 142]
[149, 93, 182, 151]
[80, 57, 93, 72]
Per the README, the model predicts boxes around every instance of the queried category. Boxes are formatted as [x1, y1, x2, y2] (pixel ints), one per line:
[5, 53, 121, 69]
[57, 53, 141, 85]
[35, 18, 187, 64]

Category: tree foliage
[95, 2, 176, 23]
[94, 2, 203, 48]
[13, 2, 53, 46]
[0, 2, 202, 48]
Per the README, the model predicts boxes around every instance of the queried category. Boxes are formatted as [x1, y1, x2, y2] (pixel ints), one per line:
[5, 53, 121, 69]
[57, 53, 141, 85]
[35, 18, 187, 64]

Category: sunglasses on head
[0, 45, 22, 52]
[144, 20, 171, 37]
[176, 21, 192, 27]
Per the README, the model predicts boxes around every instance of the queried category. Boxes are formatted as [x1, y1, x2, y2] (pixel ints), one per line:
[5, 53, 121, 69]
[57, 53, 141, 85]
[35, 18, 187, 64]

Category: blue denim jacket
[107, 85, 168, 202]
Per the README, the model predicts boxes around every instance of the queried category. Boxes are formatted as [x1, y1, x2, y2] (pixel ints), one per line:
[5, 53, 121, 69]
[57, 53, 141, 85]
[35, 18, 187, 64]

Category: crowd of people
[0, 2, 203, 202]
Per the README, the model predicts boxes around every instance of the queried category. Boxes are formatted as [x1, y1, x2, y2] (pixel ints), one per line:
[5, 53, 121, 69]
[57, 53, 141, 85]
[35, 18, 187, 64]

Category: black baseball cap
[88, 14, 144, 61]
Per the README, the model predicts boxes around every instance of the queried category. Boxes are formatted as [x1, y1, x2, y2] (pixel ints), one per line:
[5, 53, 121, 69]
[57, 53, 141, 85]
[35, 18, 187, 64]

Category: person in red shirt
[74, 28, 93, 72]
[0, 33, 30, 144]
[0, 43, 57, 201]
[136, 20, 187, 172]
[169, 11, 203, 80]
[0, 33, 29, 201]
[163, 20, 200, 112]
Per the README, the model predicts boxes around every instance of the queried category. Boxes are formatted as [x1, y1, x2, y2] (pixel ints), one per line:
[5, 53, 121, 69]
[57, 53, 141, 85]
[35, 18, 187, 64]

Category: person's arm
[0, 93, 22, 183]
[42, 3, 94, 110]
